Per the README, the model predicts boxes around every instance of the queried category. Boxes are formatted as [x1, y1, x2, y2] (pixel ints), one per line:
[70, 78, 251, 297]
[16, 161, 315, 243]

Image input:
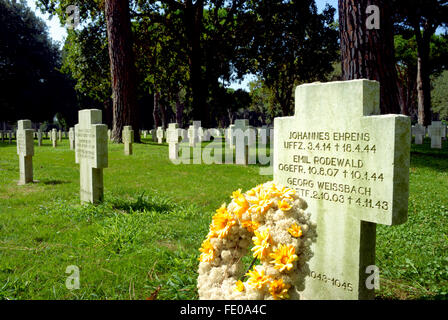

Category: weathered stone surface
[51, 129, 57, 147]
[122, 126, 134, 155]
[75, 109, 108, 204]
[37, 129, 42, 146]
[427, 121, 446, 149]
[232, 119, 251, 165]
[187, 121, 201, 147]
[411, 124, 426, 145]
[274, 80, 410, 300]
[69, 127, 75, 150]
[16, 120, 34, 185]
[166, 123, 180, 161]
[156, 127, 164, 144]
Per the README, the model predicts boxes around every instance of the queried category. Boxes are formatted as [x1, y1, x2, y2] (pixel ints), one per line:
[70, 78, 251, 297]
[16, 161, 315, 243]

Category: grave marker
[16, 120, 34, 185]
[232, 119, 251, 165]
[411, 124, 425, 144]
[427, 121, 446, 149]
[122, 126, 134, 155]
[166, 123, 180, 160]
[187, 121, 201, 147]
[274, 80, 410, 299]
[156, 127, 164, 144]
[69, 127, 75, 150]
[37, 129, 42, 146]
[75, 109, 108, 204]
[51, 129, 57, 147]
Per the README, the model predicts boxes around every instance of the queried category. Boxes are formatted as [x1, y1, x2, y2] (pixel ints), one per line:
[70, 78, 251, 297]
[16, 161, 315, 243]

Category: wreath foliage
[197, 181, 312, 300]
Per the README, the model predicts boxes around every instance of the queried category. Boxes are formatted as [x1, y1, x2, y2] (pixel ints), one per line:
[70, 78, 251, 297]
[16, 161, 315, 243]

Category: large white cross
[75, 109, 108, 204]
[274, 80, 410, 299]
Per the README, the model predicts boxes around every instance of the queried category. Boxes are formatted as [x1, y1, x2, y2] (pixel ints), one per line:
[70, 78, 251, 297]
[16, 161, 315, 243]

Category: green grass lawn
[0, 136, 447, 300]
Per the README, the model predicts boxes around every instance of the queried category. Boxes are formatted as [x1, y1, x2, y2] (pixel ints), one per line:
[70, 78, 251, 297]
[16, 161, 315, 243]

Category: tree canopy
[0, 0, 76, 125]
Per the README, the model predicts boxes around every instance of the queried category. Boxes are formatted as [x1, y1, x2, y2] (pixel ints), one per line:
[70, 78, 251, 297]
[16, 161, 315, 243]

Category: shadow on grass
[410, 139, 448, 171]
[41, 179, 71, 185]
[110, 192, 174, 214]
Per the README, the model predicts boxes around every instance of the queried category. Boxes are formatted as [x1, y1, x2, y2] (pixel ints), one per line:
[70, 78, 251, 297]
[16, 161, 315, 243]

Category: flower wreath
[197, 181, 311, 300]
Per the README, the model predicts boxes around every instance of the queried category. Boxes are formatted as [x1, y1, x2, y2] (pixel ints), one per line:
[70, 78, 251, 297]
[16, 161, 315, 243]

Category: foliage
[432, 70, 448, 120]
[35, 0, 339, 126]
[239, 0, 339, 116]
[0, 0, 77, 123]
[394, 32, 448, 120]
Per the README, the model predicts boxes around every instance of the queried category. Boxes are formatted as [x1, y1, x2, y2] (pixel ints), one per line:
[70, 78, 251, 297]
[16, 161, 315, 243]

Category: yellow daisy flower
[288, 223, 303, 238]
[209, 207, 236, 239]
[241, 220, 259, 233]
[233, 280, 245, 292]
[267, 183, 282, 197]
[245, 184, 263, 197]
[249, 198, 274, 215]
[245, 267, 270, 289]
[198, 239, 215, 262]
[280, 186, 296, 200]
[231, 189, 249, 219]
[270, 244, 298, 272]
[269, 279, 291, 300]
[251, 228, 273, 259]
[277, 199, 292, 211]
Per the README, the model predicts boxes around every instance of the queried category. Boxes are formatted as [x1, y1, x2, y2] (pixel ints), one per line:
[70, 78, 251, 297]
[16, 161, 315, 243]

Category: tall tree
[393, 0, 448, 125]
[37, 0, 141, 142]
[0, 0, 76, 123]
[241, 0, 339, 116]
[339, 0, 401, 114]
[105, 0, 140, 142]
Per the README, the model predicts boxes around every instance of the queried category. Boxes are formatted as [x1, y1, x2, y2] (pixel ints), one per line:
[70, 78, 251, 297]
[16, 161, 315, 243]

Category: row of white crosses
[13, 80, 412, 300]
[411, 122, 447, 149]
[163, 120, 273, 166]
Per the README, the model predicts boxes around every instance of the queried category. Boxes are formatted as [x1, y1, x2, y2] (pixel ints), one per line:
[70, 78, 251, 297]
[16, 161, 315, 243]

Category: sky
[26, 0, 339, 90]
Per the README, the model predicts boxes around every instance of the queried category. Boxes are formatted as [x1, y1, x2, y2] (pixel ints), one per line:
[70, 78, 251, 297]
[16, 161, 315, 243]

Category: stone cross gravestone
[199, 127, 211, 142]
[37, 129, 42, 146]
[226, 125, 235, 148]
[150, 129, 157, 142]
[69, 127, 75, 150]
[122, 125, 134, 155]
[232, 119, 251, 165]
[274, 80, 410, 300]
[166, 123, 180, 160]
[58, 130, 62, 142]
[16, 120, 34, 185]
[8, 131, 12, 144]
[156, 126, 164, 144]
[187, 121, 201, 147]
[75, 109, 108, 204]
[411, 124, 425, 144]
[427, 121, 446, 149]
[51, 129, 57, 147]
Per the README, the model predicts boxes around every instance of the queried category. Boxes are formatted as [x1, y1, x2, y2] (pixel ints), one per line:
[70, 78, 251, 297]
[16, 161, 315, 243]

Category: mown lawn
[0, 136, 446, 300]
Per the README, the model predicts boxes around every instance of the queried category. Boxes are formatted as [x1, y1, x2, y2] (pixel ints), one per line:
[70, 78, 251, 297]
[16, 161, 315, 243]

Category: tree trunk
[105, 0, 140, 143]
[159, 96, 167, 129]
[153, 92, 161, 129]
[339, 0, 401, 114]
[184, 0, 208, 126]
[414, 27, 433, 126]
[176, 91, 184, 128]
